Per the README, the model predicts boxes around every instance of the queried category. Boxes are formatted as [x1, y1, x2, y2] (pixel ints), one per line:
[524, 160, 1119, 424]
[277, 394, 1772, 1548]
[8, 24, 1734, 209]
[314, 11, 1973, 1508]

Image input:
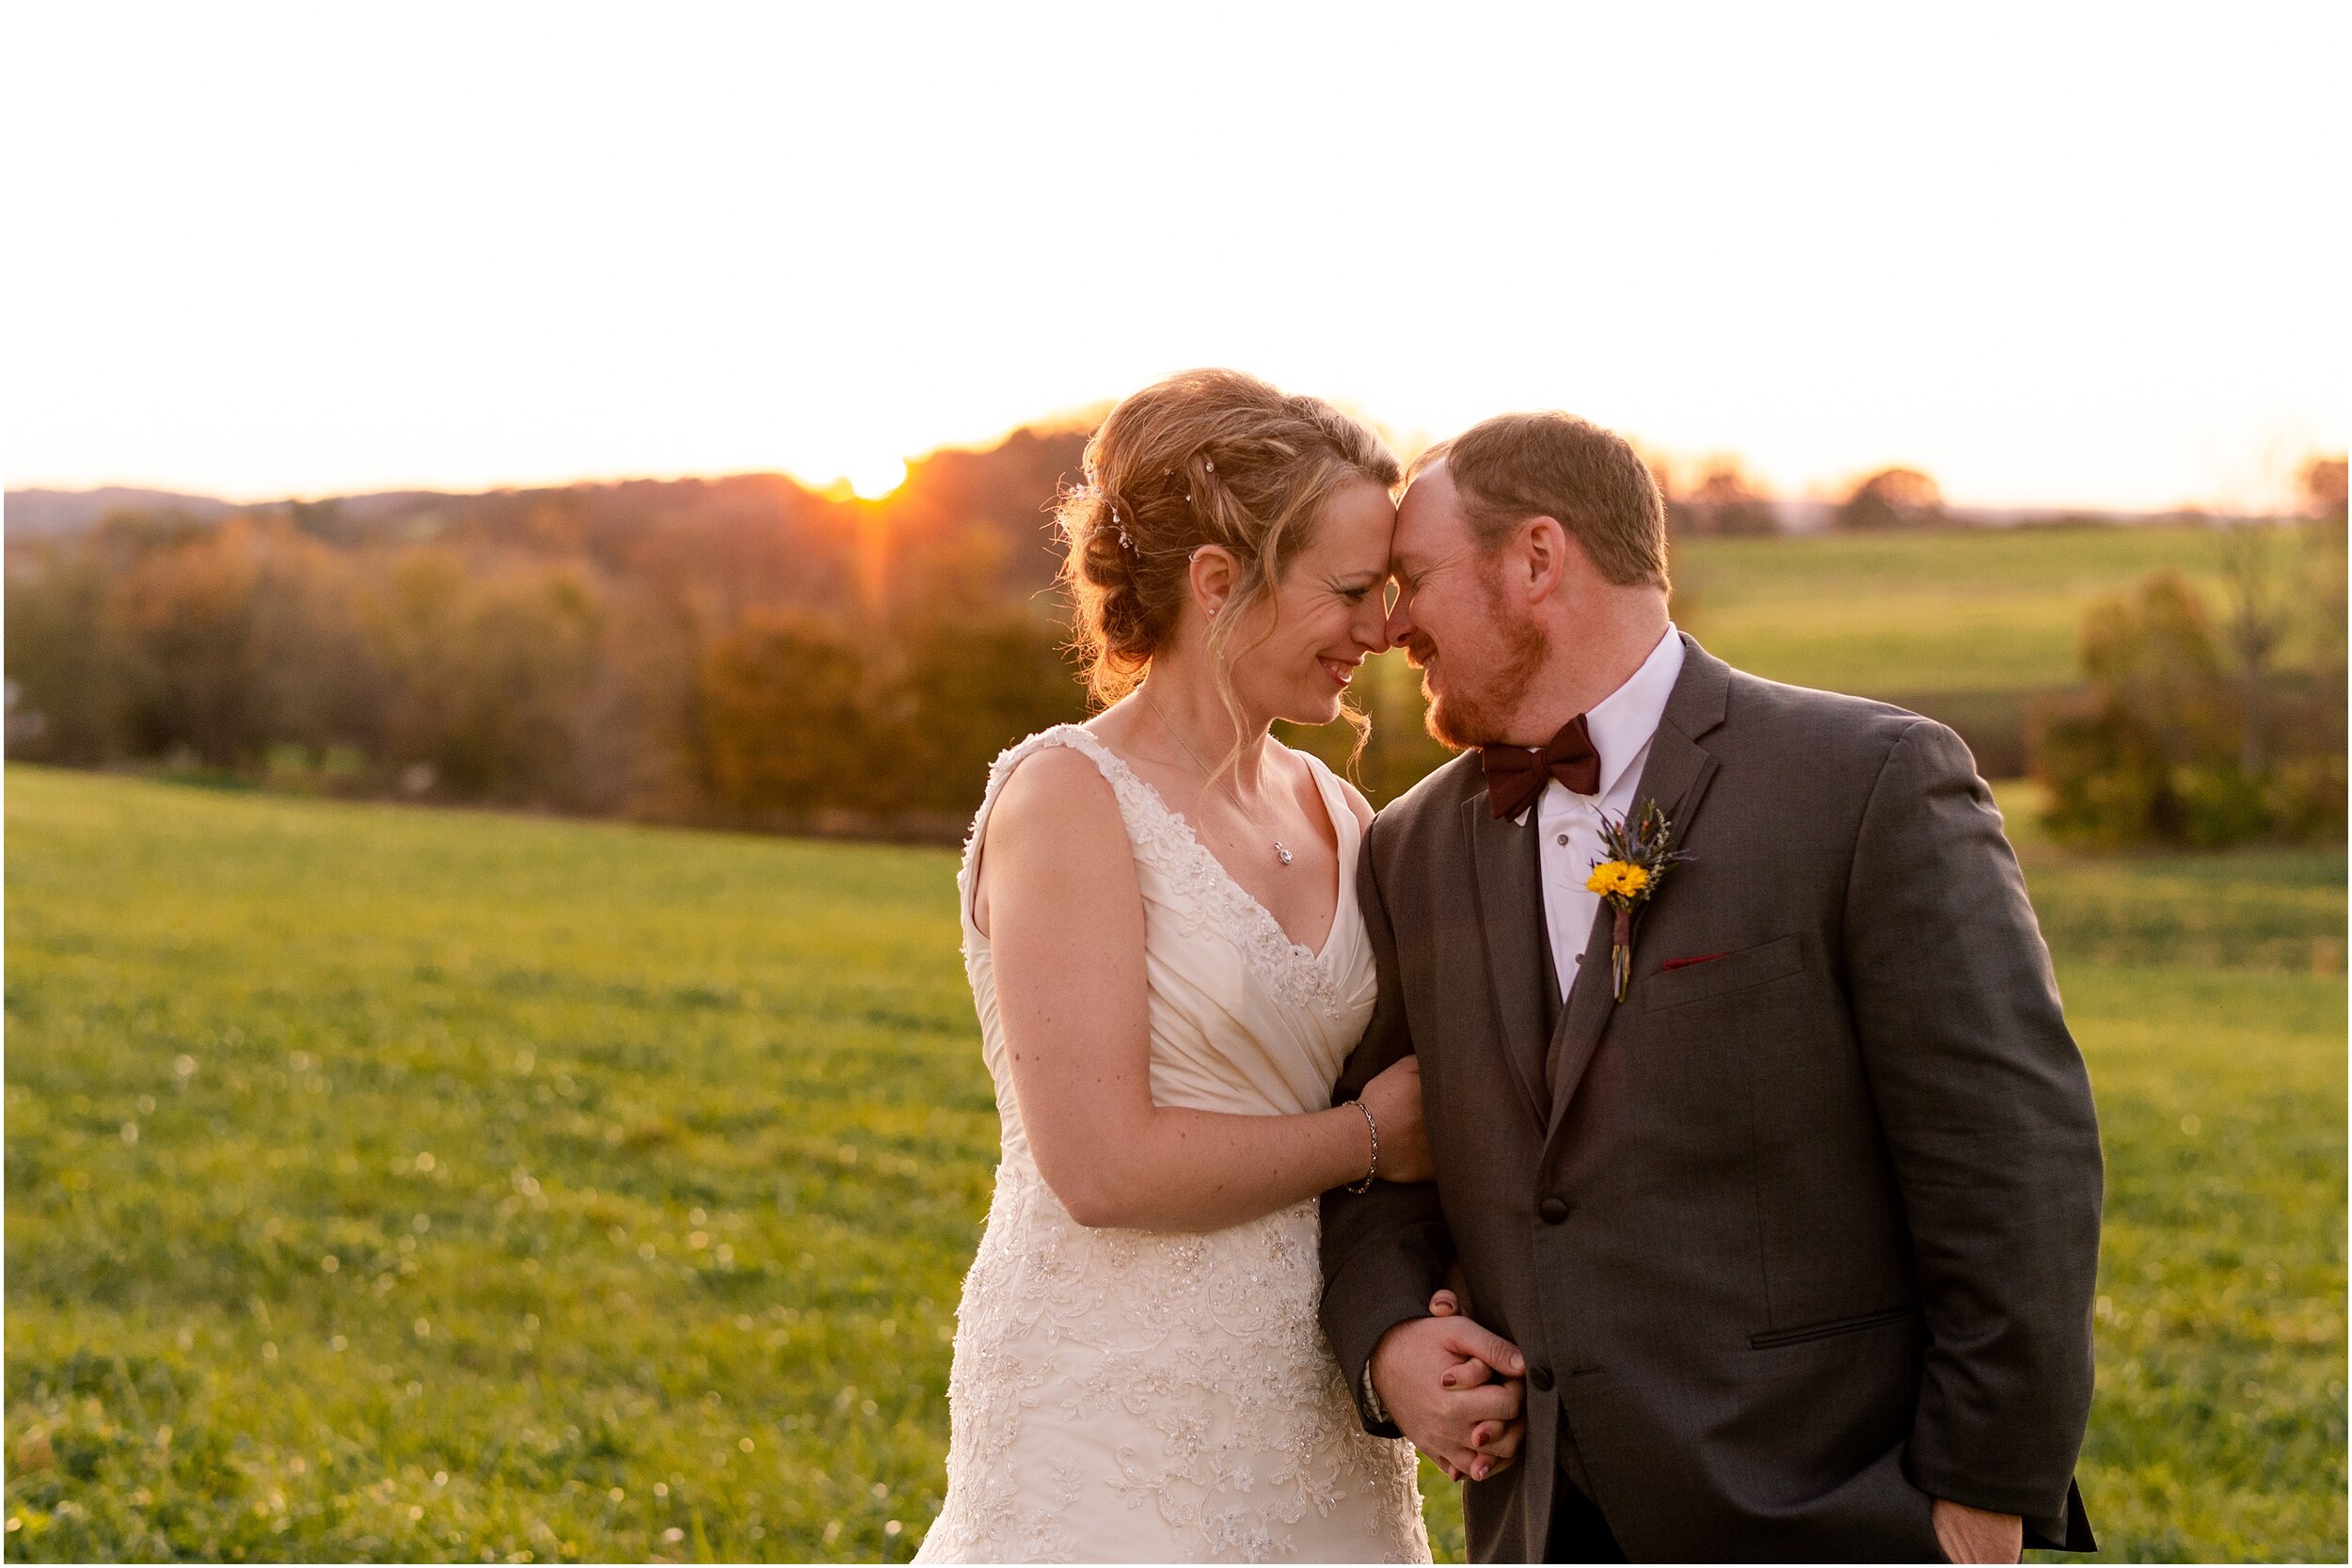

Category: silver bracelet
[1346, 1099, 1379, 1193]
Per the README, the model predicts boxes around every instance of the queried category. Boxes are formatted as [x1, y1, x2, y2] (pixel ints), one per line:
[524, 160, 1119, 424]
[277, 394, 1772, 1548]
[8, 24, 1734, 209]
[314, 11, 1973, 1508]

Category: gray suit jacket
[1320, 635, 2102, 1561]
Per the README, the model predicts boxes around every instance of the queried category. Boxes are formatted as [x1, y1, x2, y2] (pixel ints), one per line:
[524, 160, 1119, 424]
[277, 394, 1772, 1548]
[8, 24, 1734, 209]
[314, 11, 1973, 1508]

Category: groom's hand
[1931, 1497, 2022, 1563]
[1423, 1289, 1519, 1481]
[1369, 1307, 1526, 1482]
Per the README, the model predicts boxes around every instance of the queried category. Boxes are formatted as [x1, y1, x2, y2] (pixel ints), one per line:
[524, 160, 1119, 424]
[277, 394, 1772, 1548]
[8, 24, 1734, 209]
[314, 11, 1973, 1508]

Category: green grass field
[6, 767, 2344, 1562]
[1672, 522, 2304, 696]
[1276, 522, 2328, 800]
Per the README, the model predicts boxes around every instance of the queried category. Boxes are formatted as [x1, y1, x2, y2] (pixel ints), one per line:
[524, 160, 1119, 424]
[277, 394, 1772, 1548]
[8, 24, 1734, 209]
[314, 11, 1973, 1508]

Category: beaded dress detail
[914, 725, 1427, 1563]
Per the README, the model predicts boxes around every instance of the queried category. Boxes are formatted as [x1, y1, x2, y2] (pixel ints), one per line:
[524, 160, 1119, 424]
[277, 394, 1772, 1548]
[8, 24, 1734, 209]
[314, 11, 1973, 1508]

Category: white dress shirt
[1524, 626, 1685, 1004]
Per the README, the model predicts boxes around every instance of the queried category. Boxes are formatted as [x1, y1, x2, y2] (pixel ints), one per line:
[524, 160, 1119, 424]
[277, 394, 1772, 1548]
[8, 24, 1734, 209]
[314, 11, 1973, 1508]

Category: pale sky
[5, 3, 2344, 511]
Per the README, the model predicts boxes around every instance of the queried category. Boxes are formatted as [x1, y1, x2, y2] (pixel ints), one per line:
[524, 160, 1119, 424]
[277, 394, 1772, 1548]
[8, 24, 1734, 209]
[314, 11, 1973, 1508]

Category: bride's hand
[1358, 1055, 1433, 1183]
[1424, 1288, 1523, 1481]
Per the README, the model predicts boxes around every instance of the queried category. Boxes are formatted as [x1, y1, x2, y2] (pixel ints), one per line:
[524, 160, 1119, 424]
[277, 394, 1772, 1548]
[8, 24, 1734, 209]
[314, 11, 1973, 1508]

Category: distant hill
[4, 486, 237, 538]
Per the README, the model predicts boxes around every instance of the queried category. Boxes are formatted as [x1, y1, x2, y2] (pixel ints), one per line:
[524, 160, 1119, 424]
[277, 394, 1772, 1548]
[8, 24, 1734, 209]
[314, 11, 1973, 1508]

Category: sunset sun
[841, 454, 909, 501]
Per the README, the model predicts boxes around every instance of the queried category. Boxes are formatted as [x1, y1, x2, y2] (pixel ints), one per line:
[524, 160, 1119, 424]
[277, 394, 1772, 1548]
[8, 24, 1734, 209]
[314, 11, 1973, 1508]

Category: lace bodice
[914, 726, 1426, 1563]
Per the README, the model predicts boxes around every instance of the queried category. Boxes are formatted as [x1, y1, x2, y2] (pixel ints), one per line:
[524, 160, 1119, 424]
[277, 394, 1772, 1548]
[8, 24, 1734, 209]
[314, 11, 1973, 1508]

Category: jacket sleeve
[1842, 718, 2103, 1543]
[1318, 820, 1455, 1436]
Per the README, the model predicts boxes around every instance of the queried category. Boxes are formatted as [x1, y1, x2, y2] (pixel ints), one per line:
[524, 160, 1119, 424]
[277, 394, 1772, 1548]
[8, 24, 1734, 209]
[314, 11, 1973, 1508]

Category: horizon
[3, 420, 2325, 522]
[6, 8, 2344, 515]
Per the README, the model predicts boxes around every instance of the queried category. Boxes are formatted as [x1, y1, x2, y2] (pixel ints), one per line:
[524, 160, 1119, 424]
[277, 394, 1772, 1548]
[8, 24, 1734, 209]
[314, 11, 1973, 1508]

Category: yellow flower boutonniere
[1588, 800, 1692, 1001]
[1585, 862, 1651, 901]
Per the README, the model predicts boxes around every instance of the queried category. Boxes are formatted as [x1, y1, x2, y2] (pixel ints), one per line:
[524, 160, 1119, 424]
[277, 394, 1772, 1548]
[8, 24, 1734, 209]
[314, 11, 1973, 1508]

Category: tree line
[4, 439, 1095, 833]
[8, 436, 2343, 847]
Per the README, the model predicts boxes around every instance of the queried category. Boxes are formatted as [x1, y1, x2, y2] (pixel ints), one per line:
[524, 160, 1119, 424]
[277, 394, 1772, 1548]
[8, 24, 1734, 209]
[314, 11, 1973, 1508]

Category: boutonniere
[1585, 798, 1692, 1001]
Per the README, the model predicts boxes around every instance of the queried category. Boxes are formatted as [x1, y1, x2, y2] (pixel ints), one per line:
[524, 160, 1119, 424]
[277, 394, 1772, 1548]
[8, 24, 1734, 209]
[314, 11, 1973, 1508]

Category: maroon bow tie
[1481, 714, 1601, 819]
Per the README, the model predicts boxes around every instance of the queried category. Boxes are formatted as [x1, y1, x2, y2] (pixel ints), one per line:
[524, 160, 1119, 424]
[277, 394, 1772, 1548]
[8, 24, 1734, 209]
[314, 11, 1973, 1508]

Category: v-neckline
[1093, 733, 1350, 963]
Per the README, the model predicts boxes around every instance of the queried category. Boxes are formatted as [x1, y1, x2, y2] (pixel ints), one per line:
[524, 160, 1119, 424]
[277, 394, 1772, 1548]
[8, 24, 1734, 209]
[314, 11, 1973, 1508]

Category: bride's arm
[977, 746, 1393, 1232]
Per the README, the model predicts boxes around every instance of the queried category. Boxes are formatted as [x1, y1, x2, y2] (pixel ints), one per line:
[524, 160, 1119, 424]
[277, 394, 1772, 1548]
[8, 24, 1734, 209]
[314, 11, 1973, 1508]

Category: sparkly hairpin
[1112, 503, 1132, 550]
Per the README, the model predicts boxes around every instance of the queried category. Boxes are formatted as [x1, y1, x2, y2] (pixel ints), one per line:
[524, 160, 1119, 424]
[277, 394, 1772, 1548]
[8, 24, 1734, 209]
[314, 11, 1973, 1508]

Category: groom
[1320, 412, 2104, 1562]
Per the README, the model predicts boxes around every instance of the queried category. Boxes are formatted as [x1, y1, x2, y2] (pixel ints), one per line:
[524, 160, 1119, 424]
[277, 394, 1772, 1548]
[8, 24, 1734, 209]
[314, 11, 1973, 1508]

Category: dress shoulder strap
[1288, 746, 1365, 861]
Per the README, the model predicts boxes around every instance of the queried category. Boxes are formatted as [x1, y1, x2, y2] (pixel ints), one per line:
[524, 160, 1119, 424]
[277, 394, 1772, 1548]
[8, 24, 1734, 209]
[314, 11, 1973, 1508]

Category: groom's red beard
[1413, 590, 1549, 752]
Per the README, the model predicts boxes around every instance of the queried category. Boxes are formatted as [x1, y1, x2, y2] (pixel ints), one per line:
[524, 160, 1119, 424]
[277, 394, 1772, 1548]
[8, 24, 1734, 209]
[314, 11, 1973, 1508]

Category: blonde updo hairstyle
[1057, 369, 1400, 758]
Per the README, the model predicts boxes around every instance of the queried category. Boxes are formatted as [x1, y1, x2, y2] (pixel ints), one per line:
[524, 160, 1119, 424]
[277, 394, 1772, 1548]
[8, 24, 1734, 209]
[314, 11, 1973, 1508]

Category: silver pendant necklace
[1139, 683, 1294, 866]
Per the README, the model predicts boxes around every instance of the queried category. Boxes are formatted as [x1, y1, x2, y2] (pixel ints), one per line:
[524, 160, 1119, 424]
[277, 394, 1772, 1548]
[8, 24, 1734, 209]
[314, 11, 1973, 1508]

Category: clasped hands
[1368, 1288, 1526, 1483]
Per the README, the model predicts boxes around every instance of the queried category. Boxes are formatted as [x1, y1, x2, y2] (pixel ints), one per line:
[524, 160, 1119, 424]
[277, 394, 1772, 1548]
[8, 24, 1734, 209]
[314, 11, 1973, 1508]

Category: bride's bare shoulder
[988, 737, 1125, 850]
[972, 736, 1136, 939]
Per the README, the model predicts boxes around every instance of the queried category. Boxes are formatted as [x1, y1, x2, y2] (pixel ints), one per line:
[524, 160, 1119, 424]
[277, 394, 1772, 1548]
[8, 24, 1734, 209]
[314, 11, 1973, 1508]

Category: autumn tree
[105, 518, 273, 766]
[2304, 455, 2348, 524]
[696, 612, 870, 818]
[886, 609, 1086, 816]
[6, 537, 125, 762]
[1835, 467, 1945, 531]
[1673, 458, 1778, 537]
[372, 551, 605, 805]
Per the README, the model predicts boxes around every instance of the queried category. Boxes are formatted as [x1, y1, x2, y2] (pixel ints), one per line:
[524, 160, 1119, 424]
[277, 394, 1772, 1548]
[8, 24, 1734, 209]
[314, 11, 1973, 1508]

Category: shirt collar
[1582, 623, 1685, 799]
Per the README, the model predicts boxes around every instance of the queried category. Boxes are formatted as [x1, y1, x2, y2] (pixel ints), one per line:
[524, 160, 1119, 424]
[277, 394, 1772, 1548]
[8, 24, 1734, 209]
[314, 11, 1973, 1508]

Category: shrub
[2033, 558, 2346, 848]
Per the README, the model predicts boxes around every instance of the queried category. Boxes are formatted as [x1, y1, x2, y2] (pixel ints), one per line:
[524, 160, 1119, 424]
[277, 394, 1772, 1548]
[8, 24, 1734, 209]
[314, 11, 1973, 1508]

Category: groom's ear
[1518, 515, 1573, 602]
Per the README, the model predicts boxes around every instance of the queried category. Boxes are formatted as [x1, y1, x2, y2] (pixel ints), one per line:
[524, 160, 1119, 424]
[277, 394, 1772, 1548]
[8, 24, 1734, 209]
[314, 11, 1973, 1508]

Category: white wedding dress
[914, 724, 1430, 1564]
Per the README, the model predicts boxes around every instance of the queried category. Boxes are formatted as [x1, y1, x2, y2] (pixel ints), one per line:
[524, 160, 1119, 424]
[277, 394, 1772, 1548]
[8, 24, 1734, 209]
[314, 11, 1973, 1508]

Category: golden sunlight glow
[841, 455, 910, 502]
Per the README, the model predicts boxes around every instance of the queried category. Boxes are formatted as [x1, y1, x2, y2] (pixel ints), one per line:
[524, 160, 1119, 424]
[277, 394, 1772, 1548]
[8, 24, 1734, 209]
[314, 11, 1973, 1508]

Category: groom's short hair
[1412, 412, 1669, 591]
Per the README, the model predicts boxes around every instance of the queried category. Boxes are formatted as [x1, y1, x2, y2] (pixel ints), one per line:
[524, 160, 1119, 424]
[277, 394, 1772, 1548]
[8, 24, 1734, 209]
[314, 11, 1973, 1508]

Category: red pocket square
[1660, 951, 1731, 972]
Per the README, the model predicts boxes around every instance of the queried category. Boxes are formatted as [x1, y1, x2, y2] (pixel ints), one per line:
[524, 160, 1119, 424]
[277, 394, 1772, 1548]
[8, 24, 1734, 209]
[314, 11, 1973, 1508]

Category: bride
[914, 370, 1438, 1562]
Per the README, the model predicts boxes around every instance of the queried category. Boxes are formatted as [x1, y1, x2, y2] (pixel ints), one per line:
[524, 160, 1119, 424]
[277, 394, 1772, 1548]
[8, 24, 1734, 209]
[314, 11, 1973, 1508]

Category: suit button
[1529, 1364, 1556, 1392]
[1538, 1196, 1569, 1224]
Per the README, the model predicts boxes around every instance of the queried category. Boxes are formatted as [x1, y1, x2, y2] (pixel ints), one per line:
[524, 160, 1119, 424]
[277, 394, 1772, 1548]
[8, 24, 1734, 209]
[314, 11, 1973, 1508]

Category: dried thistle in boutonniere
[1584, 798, 1692, 1001]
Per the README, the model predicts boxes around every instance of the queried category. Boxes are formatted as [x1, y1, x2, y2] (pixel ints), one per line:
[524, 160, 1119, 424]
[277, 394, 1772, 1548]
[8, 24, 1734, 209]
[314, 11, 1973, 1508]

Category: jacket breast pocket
[1639, 933, 1804, 1013]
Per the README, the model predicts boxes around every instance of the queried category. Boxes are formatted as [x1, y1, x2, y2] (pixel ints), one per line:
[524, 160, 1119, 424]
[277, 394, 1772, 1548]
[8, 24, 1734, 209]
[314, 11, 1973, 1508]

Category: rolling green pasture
[1288, 523, 2317, 800]
[6, 768, 2344, 1562]
[1672, 523, 2290, 695]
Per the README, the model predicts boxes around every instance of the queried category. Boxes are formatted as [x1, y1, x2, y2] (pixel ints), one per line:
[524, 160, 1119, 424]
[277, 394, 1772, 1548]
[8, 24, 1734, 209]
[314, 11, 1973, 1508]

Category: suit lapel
[1459, 792, 1551, 1134]
[1543, 635, 1732, 1142]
